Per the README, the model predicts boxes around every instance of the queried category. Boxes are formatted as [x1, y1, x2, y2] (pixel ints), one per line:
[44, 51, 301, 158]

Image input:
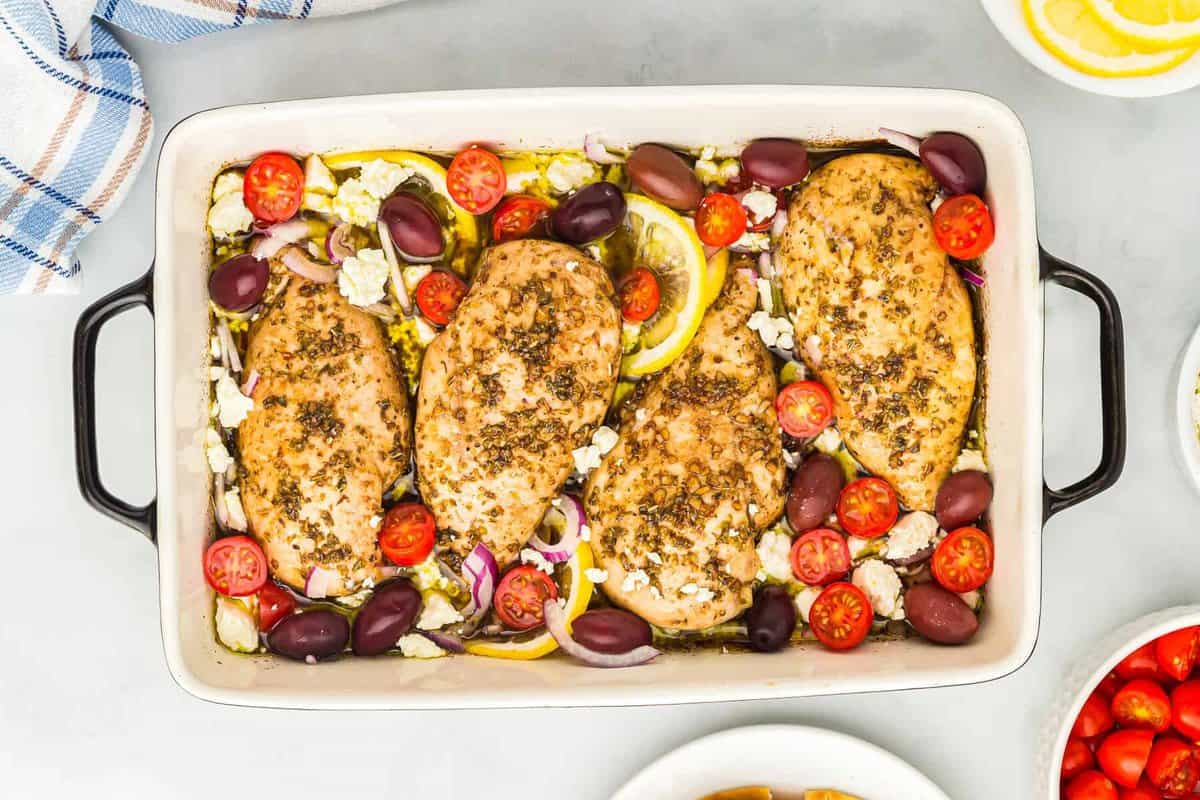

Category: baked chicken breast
[778, 153, 977, 511]
[416, 240, 622, 570]
[585, 269, 786, 630]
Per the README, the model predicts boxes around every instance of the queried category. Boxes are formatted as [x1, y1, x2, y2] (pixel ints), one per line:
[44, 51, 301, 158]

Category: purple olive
[351, 579, 422, 656]
[786, 453, 845, 533]
[904, 582, 979, 645]
[626, 144, 704, 211]
[208, 254, 268, 312]
[935, 470, 993, 531]
[571, 608, 653, 654]
[551, 182, 626, 244]
[267, 609, 349, 661]
[745, 585, 797, 653]
[740, 139, 809, 189]
[379, 192, 445, 261]
[919, 133, 986, 196]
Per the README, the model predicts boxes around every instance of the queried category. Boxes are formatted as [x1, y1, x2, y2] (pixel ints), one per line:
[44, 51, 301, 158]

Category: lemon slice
[463, 542, 595, 660]
[1085, 0, 1200, 48]
[703, 247, 729, 307]
[321, 150, 481, 275]
[1024, 0, 1197, 76]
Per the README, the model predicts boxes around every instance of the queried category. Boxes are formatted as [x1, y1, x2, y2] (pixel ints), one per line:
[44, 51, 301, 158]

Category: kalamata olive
[919, 133, 986, 196]
[208, 254, 268, 312]
[786, 453, 846, 533]
[904, 582, 979, 645]
[740, 139, 809, 189]
[351, 579, 422, 656]
[571, 608, 653, 654]
[626, 144, 704, 211]
[551, 181, 626, 244]
[935, 469, 993, 530]
[745, 585, 797, 653]
[379, 192, 445, 261]
[266, 609, 350, 661]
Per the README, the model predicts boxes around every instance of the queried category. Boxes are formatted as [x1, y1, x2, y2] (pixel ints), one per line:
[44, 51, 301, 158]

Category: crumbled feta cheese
[748, 502, 759, 516]
[846, 536, 874, 560]
[336, 588, 372, 608]
[502, 158, 539, 192]
[412, 316, 439, 346]
[215, 595, 259, 653]
[338, 248, 390, 307]
[205, 428, 233, 473]
[885, 511, 939, 562]
[564, 260, 578, 272]
[647, 552, 663, 565]
[304, 155, 338, 195]
[369, 514, 382, 528]
[301, 192, 333, 215]
[621, 322, 642, 353]
[958, 590, 982, 611]
[213, 372, 253, 429]
[852, 559, 904, 620]
[732, 231, 771, 252]
[679, 582, 698, 595]
[694, 156, 740, 186]
[755, 529, 793, 582]
[332, 178, 381, 227]
[545, 154, 599, 194]
[224, 486, 248, 531]
[747, 311, 795, 350]
[621, 569, 650, 593]
[700, 146, 716, 161]
[953, 448, 987, 473]
[210, 335, 222, 359]
[782, 450, 802, 470]
[207, 191, 253, 240]
[402, 264, 433, 295]
[579, 524, 592, 542]
[635, 408, 647, 422]
[812, 427, 842, 455]
[410, 553, 451, 593]
[212, 171, 244, 201]
[417, 592, 464, 630]
[756, 278, 775, 314]
[397, 633, 445, 659]
[572, 444, 602, 475]
[359, 159, 412, 199]
[743, 190, 778, 223]
[592, 425, 619, 455]
[794, 586, 822, 623]
[695, 587, 715, 603]
[520, 548, 555, 575]
[585, 567, 609, 583]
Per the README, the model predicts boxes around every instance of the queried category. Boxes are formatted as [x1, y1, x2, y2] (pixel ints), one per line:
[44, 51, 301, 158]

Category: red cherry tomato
[415, 270, 468, 326]
[1146, 738, 1200, 795]
[203, 535, 268, 597]
[775, 380, 835, 438]
[931, 526, 994, 593]
[494, 565, 559, 631]
[1172, 681, 1200, 740]
[447, 146, 506, 214]
[1118, 782, 1162, 800]
[789, 528, 851, 586]
[1074, 690, 1117, 739]
[257, 582, 296, 632]
[619, 267, 661, 323]
[243, 153, 304, 223]
[808, 582, 873, 651]
[932, 193, 995, 260]
[1064, 737, 1098, 782]
[1098, 729, 1155, 789]
[836, 477, 899, 539]
[378, 503, 436, 567]
[1097, 671, 1124, 699]
[1157, 628, 1200, 682]
[491, 194, 551, 243]
[694, 192, 748, 248]
[1065, 771, 1118, 800]
[1112, 679, 1172, 733]
[1118, 642, 1169, 683]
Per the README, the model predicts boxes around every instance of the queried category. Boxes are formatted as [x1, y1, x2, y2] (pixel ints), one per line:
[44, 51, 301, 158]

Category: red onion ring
[213, 472, 229, 530]
[543, 599, 660, 668]
[757, 251, 773, 279]
[804, 334, 823, 368]
[377, 222, 413, 314]
[280, 246, 337, 284]
[878, 127, 923, 158]
[584, 133, 625, 165]
[240, 368, 259, 397]
[960, 266, 985, 288]
[420, 630, 466, 654]
[528, 494, 584, 563]
[304, 566, 338, 599]
[770, 207, 788, 239]
[461, 543, 498, 618]
[216, 318, 242, 374]
[325, 222, 356, 265]
[250, 219, 310, 260]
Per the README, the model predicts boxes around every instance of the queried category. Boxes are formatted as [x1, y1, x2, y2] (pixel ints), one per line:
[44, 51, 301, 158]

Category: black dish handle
[1040, 248, 1126, 520]
[73, 268, 156, 542]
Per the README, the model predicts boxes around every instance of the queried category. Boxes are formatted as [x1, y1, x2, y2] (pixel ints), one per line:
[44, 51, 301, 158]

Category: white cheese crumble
[212, 171, 243, 201]
[782, 450, 802, 469]
[402, 264, 433, 295]
[742, 190, 778, 223]
[852, 559, 904, 620]
[369, 514, 382, 529]
[958, 590, 983, 611]
[748, 502, 759, 516]
[794, 586, 821, 623]
[213, 372, 254, 429]
[338, 247, 390, 307]
[397, 633, 445, 659]
[303, 155, 338, 195]
[732, 231, 771, 252]
[755, 529, 793, 582]
[412, 316, 439, 346]
[224, 486, 248, 531]
[205, 427, 234, 474]
[565, 260, 578, 272]
[585, 567, 609, 583]
[694, 155, 740, 186]
[679, 582, 698, 595]
[592, 425, 619, 455]
[502, 158, 539, 192]
[546, 154, 599, 194]
[520, 548, 555, 575]
[410, 553, 452, 593]
[336, 588, 372, 608]
[301, 192, 333, 215]
[621, 569, 651, 593]
[756, 278, 775, 314]
[885, 511, 939, 562]
[647, 552, 663, 565]
[210, 335, 222, 359]
[953, 448, 987, 473]
[417, 592, 464, 630]
[579, 524, 591, 542]
[359, 159, 412, 199]
[332, 179, 381, 227]
[215, 595, 258, 653]
[207, 191, 254, 240]
[572, 444, 602, 476]
[812, 427, 842, 455]
[846, 535, 875, 560]
[747, 310, 795, 350]
[649, 586, 663, 600]
[695, 587, 715, 603]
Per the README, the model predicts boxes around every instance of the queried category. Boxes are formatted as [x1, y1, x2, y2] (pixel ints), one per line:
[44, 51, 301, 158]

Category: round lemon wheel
[321, 150, 481, 275]
[1085, 0, 1200, 49]
[1024, 0, 1197, 77]
[463, 542, 596, 660]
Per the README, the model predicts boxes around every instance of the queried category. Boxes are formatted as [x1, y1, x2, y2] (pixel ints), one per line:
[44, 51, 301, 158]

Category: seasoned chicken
[585, 270, 786, 630]
[238, 271, 410, 596]
[778, 153, 977, 511]
[416, 240, 621, 570]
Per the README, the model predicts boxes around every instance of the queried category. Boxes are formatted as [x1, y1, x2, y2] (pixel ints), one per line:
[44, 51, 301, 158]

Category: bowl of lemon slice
[981, 0, 1200, 96]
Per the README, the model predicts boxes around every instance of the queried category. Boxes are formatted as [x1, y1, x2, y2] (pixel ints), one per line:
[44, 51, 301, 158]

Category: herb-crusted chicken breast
[416, 240, 622, 570]
[778, 153, 977, 511]
[239, 274, 411, 596]
[585, 269, 786, 630]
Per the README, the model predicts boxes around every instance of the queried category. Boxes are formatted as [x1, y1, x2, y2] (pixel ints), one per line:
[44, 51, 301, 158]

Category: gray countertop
[3, 0, 1198, 797]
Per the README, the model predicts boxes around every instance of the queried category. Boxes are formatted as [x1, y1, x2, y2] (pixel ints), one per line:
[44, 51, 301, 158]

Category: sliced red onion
[804, 334, 823, 368]
[216, 318, 242, 374]
[213, 472, 229, 530]
[250, 219, 310, 260]
[240, 368, 259, 397]
[736, 266, 758, 282]
[770, 207, 788, 239]
[528, 494, 584, 563]
[377, 222, 413, 314]
[379, 565, 403, 579]
[280, 246, 337, 284]
[757, 251, 774, 279]
[325, 222, 356, 265]
[461, 543, 498, 618]
[420, 630, 465, 654]
[583, 133, 625, 165]
[543, 599, 660, 668]
[304, 566, 338, 599]
[437, 557, 470, 595]
[960, 266, 985, 288]
[878, 127, 923, 158]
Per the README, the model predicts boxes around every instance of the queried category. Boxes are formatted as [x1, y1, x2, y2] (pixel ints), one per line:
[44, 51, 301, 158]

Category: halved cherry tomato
[775, 380, 834, 438]
[931, 526, 994, 593]
[1098, 729, 1154, 789]
[415, 270, 468, 326]
[1065, 771, 1118, 800]
[1097, 671, 1124, 699]
[1172, 681, 1200, 740]
[1118, 642, 1169, 683]
[1118, 782, 1162, 800]
[1145, 738, 1200, 795]
[836, 477, 899, 539]
[694, 192, 747, 248]
[243, 153, 304, 223]
[491, 194, 551, 243]
[808, 582, 873, 651]
[494, 565, 559, 631]
[619, 267, 661, 323]
[1157, 628, 1200, 682]
[1064, 737, 1097, 782]
[789, 528, 851, 586]
[257, 582, 296, 632]
[203, 535, 268, 597]
[447, 146, 506, 214]
[932, 193, 994, 260]
[378, 503, 436, 567]
[1074, 690, 1116, 739]
[1112, 680, 1171, 733]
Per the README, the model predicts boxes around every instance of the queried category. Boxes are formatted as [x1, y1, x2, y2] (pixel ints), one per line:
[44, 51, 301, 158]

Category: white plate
[1175, 324, 1200, 494]
[610, 724, 951, 800]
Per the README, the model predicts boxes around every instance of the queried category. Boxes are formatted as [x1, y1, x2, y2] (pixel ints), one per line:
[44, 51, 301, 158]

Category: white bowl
[1175, 325, 1200, 493]
[611, 724, 951, 800]
[1038, 606, 1200, 799]
[979, 0, 1200, 97]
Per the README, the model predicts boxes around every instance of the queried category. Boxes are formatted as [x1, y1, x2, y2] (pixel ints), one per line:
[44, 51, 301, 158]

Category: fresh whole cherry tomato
[775, 380, 835, 438]
[1097, 671, 1124, 699]
[491, 194, 551, 243]
[836, 477, 899, 539]
[1064, 737, 1097, 782]
[808, 582, 873, 651]
[619, 267, 661, 323]
[694, 192, 748, 248]
[1146, 737, 1200, 795]
[257, 582, 296, 632]
[1098, 729, 1154, 789]
[415, 270, 468, 326]
[1065, 771, 1118, 800]
[494, 565, 559, 631]
[789, 528, 851, 586]
[1074, 690, 1116, 739]
[446, 146, 506, 214]
[1157, 628, 1200, 682]
[1112, 679, 1172, 733]
[1172, 681, 1200, 740]
[1118, 642, 1168, 683]
[931, 526, 994, 593]
[932, 193, 995, 260]
[204, 535, 268, 597]
[1118, 782, 1162, 800]
[243, 153, 305, 223]
[378, 503, 436, 567]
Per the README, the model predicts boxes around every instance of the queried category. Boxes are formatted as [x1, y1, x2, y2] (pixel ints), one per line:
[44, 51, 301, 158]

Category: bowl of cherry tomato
[1044, 608, 1200, 800]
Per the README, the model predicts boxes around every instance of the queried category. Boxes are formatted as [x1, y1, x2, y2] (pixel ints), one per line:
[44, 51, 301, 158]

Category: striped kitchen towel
[0, 0, 399, 295]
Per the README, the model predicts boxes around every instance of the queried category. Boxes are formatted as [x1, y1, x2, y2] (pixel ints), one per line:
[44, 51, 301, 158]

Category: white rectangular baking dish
[73, 85, 1126, 709]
